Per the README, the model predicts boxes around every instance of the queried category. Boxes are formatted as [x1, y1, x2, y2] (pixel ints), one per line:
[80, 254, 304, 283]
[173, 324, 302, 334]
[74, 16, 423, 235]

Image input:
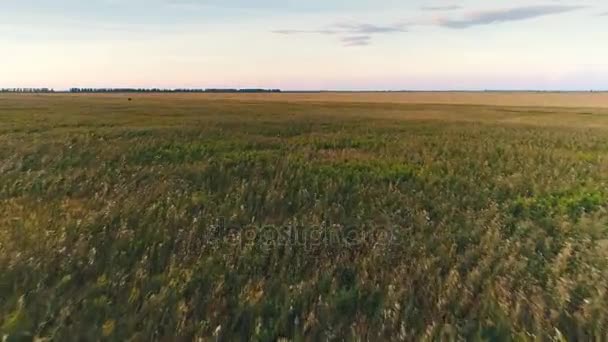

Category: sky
[1, 0, 607, 90]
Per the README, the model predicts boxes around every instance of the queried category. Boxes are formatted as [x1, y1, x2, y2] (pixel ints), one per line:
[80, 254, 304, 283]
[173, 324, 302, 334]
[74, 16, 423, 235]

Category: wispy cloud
[421, 5, 462, 11]
[273, 4, 586, 46]
[273, 21, 406, 46]
[437, 5, 583, 29]
[333, 23, 407, 34]
[341, 36, 372, 46]
[599, 11, 608, 16]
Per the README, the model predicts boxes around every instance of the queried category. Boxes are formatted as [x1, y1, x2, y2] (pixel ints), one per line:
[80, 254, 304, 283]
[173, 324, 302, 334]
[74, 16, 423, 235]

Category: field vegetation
[1, 93, 607, 340]
[157, 91, 608, 109]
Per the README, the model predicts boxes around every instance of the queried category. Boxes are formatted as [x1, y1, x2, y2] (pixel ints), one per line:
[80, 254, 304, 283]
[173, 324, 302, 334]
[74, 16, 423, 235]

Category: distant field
[1, 94, 607, 340]
[94, 91, 608, 108]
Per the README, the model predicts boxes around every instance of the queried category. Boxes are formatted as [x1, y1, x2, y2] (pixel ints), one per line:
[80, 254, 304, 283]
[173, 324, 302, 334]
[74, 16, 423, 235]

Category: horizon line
[2, 88, 608, 93]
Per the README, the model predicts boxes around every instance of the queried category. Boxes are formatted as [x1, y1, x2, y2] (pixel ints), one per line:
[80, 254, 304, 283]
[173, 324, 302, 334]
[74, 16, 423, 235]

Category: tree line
[0, 88, 54, 93]
[1, 88, 282, 93]
[68, 88, 281, 93]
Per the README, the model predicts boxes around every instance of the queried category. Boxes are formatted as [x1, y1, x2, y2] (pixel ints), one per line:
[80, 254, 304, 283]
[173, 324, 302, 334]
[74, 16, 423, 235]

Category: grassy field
[128, 91, 608, 108]
[1, 93, 607, 340]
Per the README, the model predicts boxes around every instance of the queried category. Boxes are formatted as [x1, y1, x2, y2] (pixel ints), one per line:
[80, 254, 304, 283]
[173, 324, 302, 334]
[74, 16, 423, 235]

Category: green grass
[1, 94, 607, 340]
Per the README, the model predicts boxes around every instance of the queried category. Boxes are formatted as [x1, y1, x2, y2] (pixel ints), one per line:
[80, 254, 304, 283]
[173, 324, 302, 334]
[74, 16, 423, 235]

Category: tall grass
[1, 94, 607, 340]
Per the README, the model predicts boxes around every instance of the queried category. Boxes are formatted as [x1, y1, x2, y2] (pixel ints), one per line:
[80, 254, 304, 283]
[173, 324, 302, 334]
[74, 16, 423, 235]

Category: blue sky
[1, 0, 607, 90]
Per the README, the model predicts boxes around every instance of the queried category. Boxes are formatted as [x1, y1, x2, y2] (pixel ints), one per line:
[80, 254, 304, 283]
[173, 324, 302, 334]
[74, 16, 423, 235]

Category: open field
[58, 91, 608, 108]
[1, 93, 608, 340]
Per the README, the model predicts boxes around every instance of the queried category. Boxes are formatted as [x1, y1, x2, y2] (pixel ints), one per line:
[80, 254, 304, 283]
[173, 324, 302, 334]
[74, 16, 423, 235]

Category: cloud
[600, 11, 608, 16]
[341, 36, 372, 46]
[273, 21, 406, 46]
[273, 4, 582, 45]
[333, 23, 407, 34]
[421, 5, 462, 11]
[437, 5, 583, 29]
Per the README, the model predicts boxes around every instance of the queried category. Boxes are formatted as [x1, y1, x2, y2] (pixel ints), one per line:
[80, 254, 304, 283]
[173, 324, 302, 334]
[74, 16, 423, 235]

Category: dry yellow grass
[8, 91, 608, 108]
[126, 91, 608, 108]
[3, 93, 608, 130]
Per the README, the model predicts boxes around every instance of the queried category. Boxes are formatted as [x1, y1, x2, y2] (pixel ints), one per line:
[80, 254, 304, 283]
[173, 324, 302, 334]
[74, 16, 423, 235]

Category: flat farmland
[1, 93, 607, 340]
[147, 91, 608, 108]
